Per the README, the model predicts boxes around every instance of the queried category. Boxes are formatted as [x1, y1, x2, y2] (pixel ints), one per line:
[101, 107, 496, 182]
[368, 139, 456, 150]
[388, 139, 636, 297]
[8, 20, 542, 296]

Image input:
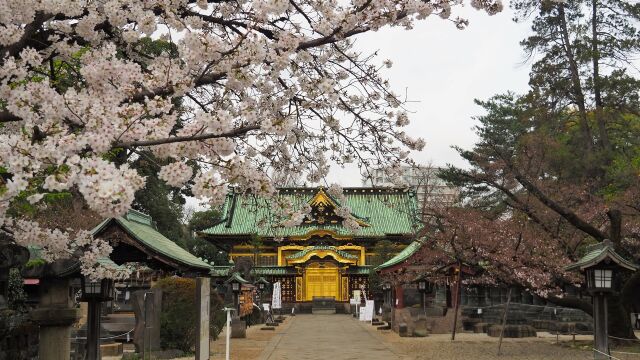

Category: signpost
[272, 281, 282, 318]
[223, 307, 235, 360]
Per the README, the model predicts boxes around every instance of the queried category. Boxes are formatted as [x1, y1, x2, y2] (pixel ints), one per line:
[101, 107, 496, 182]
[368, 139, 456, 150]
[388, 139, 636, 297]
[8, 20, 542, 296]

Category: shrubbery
[153, 277, 225, 353]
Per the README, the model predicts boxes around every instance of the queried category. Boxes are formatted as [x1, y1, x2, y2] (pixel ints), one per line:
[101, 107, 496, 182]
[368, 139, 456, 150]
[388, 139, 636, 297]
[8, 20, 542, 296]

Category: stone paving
[258, 314, 411, 360]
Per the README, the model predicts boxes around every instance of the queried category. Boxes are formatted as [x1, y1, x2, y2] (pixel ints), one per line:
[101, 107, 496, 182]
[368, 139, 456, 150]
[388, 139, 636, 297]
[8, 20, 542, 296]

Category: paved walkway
[259, 314, 410, 360]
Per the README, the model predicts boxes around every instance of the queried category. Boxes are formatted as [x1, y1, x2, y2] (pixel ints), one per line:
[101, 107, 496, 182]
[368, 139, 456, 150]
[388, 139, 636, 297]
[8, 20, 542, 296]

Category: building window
[258, 255, 277, 266]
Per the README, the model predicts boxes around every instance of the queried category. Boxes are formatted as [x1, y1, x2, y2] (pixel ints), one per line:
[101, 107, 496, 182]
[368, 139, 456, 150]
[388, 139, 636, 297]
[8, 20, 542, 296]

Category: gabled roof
[200, 187, 420, 239]
[375, 241, 423, 271]
[225, 272, 250, 284]
[92, 210, 212, 272]
[565, 241, 638, 272]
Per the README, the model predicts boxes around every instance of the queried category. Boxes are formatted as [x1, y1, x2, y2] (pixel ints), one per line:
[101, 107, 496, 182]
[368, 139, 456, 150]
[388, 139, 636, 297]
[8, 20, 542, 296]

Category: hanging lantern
[585, 268, 614, 292]
[79, 277, 114, 302]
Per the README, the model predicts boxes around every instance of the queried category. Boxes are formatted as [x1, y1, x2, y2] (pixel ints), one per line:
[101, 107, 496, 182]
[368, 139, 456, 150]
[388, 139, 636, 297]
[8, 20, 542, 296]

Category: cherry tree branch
[113, 124, 260, 148]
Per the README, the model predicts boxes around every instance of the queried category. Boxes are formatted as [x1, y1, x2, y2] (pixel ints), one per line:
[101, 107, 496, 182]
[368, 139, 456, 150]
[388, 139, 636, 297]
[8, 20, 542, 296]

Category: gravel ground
[363, 325, 640, 360]
[113, 318, 640, 360]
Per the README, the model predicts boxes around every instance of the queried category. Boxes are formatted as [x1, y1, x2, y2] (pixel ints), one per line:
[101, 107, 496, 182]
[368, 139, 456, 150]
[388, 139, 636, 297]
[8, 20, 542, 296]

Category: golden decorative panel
[341, 277, 349, 301]
[295, 277, 303, 302]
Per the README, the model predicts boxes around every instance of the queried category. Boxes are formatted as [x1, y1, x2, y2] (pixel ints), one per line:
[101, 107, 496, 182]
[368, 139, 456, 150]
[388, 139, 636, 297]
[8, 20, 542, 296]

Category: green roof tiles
[225, 272, 250, 284]
[375, 241, 423, 271]
[566, 240, 637, 272]
[201, 187, 420, 238]
[345, 266, 373, 275]
[92, 210, 213, 272]
[286, 246, 358, 260]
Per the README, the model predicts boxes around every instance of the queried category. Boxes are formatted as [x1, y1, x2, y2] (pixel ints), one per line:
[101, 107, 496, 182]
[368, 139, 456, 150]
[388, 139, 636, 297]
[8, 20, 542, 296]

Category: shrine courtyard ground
[185, 314, 640, 360]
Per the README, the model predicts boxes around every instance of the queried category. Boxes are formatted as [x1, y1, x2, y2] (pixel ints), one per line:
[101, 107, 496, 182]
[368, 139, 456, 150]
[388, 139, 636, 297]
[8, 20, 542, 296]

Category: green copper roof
[286, 246, 358, 260]
[375, 241, 423, 271]
[92, 210, 212, 272]
[345, 266, 373, 275]
[201, 187, 420, 238]
[566, 241, 637, 272]
[225, 272, 250, 284]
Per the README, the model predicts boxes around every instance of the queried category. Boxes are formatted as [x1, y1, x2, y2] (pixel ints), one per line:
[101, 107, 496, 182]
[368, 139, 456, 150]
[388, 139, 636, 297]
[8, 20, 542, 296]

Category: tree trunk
[497, 287, 512, 356]
[591, 0, 611, 152]
[558, 4, 594, 153]
[450, 264, 463, 341]
[607, 293, 636, 340]
[607, 209, 622, 244]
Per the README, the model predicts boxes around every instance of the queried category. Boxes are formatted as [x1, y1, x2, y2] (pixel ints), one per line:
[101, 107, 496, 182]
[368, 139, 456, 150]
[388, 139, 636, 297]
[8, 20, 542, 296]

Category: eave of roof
[565, 243, 638, 272]
[375, 241, 423, 271]
[93, 210, 212, 272]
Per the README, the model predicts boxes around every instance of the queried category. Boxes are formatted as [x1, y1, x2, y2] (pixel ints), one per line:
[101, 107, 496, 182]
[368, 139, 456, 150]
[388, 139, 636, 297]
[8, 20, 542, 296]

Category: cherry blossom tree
[0, 0, 502, 277]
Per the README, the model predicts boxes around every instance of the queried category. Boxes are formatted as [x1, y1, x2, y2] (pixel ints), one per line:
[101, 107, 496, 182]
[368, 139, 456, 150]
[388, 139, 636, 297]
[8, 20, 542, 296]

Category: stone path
[258, 315, 411, 360]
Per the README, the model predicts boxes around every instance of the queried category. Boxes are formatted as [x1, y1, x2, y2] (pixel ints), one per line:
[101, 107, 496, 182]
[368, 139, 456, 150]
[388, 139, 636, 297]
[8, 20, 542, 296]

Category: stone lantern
[255, 276, 270, 307]
[566, 240, 638, 360]
[225, 272, 249, 316]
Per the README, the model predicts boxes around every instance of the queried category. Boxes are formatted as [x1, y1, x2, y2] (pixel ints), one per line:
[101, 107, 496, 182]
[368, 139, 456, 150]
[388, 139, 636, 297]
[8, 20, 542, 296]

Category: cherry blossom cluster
[0, 0, 502, 277]
[158, 162, 194, 188]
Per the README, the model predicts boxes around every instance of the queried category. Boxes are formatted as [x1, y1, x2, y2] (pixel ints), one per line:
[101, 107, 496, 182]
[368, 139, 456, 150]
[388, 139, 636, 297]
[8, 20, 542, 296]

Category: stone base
[398, 323, 409, 337]
[230, 318, 246, 338]
[101, 343, 123, 357]
[413, 329, 428, 337]
[473, 322, 489, 333]
[312, 309, 336, 315]
[312, 297, 336, 314]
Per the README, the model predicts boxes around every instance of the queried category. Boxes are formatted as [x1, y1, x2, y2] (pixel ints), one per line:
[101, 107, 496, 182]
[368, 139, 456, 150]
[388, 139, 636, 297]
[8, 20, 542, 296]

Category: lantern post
[79, 277, 114, 360]
[565, 240, 638, 360]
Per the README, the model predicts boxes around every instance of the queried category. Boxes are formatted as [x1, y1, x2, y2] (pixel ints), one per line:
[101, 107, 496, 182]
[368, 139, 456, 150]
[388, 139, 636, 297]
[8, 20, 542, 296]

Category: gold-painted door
[304, 266, 339, 301]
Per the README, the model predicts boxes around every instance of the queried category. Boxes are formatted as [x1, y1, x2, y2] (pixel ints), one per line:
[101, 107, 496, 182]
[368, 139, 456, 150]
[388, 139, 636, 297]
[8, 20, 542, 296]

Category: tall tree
[413, 4, 640, 338]
[185, 208, 228, 266]
[431, 92, 640, 338]
[131, 151, 189, 247]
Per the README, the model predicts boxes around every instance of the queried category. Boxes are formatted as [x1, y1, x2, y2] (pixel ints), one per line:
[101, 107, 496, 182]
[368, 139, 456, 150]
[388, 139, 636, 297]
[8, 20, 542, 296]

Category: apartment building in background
[363, 165, 459, 215]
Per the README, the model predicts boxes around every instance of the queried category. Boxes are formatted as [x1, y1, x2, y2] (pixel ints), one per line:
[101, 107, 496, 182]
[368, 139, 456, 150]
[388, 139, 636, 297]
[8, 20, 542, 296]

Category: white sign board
[359, 300, 375, 321]
[263, 303, 270, 312]
[364, 300, 374, 321]
[272, 281, 282, 309]
[349, 298, 358, 305]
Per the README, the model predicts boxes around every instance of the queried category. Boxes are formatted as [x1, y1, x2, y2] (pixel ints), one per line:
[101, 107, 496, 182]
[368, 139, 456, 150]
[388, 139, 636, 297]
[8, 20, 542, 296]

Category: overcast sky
[326, 5, 532, 185]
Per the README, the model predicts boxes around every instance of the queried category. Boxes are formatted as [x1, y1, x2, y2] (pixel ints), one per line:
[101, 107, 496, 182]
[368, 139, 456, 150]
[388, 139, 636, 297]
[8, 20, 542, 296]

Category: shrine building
[200, 187, 420, 307]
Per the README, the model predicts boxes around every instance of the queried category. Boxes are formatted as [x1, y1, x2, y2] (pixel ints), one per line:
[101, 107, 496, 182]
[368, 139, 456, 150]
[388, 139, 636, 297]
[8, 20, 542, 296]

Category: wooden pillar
[593, 293, 610, 359]
[86, 300, 102, 360]
[395, 285, 404, 309]
[195, 277, 211, 360]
